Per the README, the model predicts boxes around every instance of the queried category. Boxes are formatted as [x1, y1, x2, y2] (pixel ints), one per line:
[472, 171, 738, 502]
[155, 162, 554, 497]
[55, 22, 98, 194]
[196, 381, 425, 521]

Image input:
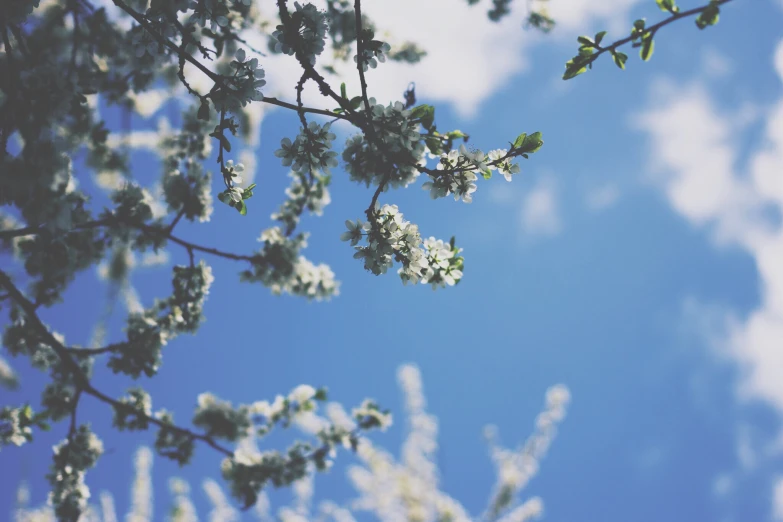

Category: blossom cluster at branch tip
[108, 261, 214, 378]
[343, 205, 464, 289]
[272, 2, 329, 65]
[275, 121, 339, 176]
[423, 145, 521, 204]
[240, 227, 339, 301]
[47, 426, 104, 521]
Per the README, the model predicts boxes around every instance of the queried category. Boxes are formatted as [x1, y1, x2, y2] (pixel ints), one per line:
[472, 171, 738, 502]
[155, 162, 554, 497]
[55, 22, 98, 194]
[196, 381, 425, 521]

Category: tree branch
[0, 269, 234, 458]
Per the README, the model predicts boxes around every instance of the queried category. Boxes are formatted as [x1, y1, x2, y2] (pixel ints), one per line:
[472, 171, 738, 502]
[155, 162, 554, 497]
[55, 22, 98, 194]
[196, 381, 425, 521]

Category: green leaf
[246, 183, 257, 191]
[37, 421, 51, 431]
[518, 131, 543, 154]
[512, 133, 526, 149]
[695, 4, 719, 29]
[314, 387, 328, 401]
[612, 51, 628, 69]
[349, 96, 363, 110]
[217, 191, 229, 204]
[235, 199, 247, 215]
[197, 100, 210, 121]
[425, 136, 442, 155]
[563, 58, 588, 80]
[655, 0, 679, 12]
[577, 36, 594, 46]
[594, 31, 607, 45]
[445, 130, 468, 140]
[480, 167, 492, 180]
[640, 35, 654, 61]
[633, 18, 646, 31]
[412, 104, 435, 130]
[214, 133, 231, 152]
[21, 405, 32, 420]
[340, 82, 347, 99]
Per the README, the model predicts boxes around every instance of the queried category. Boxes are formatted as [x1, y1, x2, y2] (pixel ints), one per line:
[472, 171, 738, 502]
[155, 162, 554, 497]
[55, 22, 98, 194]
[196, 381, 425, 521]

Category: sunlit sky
[3, 0, 783, 521]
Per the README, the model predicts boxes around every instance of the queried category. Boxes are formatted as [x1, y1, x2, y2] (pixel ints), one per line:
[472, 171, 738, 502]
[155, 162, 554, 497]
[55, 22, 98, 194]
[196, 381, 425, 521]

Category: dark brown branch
[0, 269, 234, 458]
[576, 0, 735, 73]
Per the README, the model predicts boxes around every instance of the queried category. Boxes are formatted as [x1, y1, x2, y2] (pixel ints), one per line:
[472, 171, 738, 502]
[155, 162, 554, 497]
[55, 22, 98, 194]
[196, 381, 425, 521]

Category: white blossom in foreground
[15, 366, 567, 522]
[126, 447, 153, 522]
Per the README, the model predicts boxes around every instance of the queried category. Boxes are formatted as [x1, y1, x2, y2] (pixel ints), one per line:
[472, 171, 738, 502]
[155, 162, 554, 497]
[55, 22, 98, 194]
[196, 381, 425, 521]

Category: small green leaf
[480, 167, 492, 180]
[695, 4, 719, 29]
[594, 31, 607, 45]
[518, 131, 543, 154]
[640, 35, 654, 61]
[633, 18, 646, 31]
[513, 133, 526, 149]
[612, 51, 628, 69]
[563, 58, 588, 80]
[217, 191, 229, 204]
[412, 104, 436, 130]
[197, 101, 210, 121]
[235, 199, 247, 215]
[577, 36, 594, 46]
[425, 136, 442, 155]
[246, 183, 257, 191]
[655, 0, 678, 12]
[314, 387, 328, 401]
[21, 405, 32, 420]
[349, 96, 363, 110]
[37, 421, 51, 431]
[340, 82, 347, 99]
[217, 134, 231, 152]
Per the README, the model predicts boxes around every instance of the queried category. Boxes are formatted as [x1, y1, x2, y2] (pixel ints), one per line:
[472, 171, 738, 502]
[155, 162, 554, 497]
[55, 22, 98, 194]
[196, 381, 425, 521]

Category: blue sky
[3, 0, 783, 521]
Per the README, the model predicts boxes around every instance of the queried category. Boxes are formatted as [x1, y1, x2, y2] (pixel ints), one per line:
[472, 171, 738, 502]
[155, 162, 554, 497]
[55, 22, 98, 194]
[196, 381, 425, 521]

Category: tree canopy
[0, 0, 731, 520]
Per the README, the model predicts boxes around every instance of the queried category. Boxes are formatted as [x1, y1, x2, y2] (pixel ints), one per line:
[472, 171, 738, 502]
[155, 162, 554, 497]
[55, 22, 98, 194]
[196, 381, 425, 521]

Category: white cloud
[774, 476, 783, 521]
[520, 179, 561, 236]
[585, 183, 620, 212]
[713, 473, 734, 497]
[701, 47, 733, 79]
[635, 38, 783, 430]
[232, 0, 644, 119]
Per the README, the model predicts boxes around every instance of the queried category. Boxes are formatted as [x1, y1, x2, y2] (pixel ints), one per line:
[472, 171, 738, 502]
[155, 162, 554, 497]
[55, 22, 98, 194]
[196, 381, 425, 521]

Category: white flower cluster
[422, 145, 520, 204]
[161, 112, 215, 223]
[484, 384, 570, 520]
[347, 365, 471, 522]
[3, 308, 59, 371]
[219, 384, 389, 509]
[272, 171, 332, 235]
[271, 2, 329, 65]
[355, 40, 392, 72]
[15, 367, 567, 522]
[169, 478, 198, 522]
[170, 261, 215, 332]
[275, 121, 339, 176]
[108, 261, 215, 378]
[47, 426, 104, 522]
[343, 100, 425, 189]
[0, 406, 32, 448]
[343, 205, 464, 289]
[240, 227, 339, 301]
[223, 49, 266, 110]
[186, 0, 237, 30]
[131, 28, 160, 58]
[113, 388, 153, 432]
[488, 148, 522, 181]
[193, 393, 252, 442]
